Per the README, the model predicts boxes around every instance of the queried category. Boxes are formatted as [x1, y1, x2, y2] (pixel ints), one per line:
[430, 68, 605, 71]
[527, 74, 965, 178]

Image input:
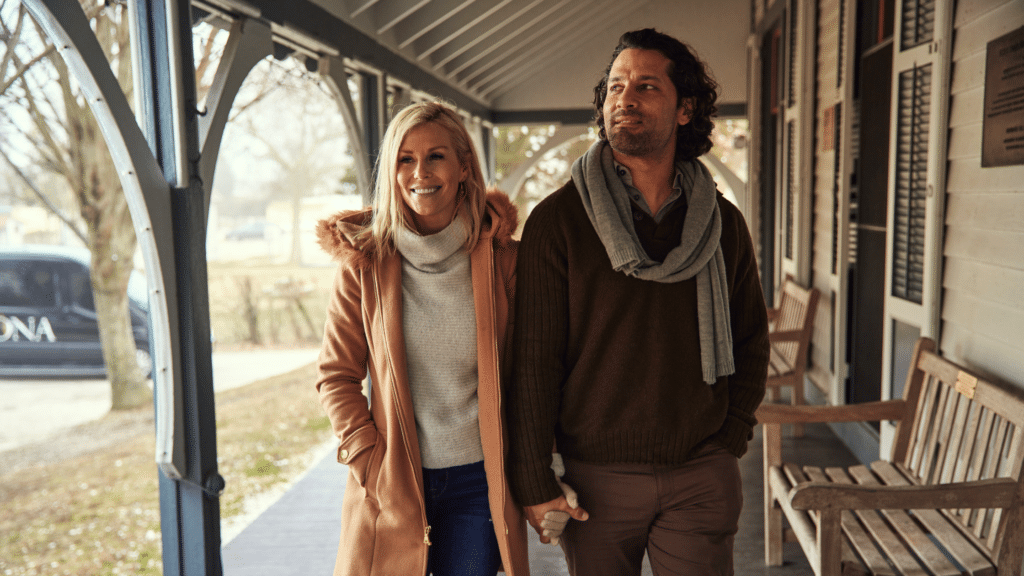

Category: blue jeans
[422, 461, 502, 576]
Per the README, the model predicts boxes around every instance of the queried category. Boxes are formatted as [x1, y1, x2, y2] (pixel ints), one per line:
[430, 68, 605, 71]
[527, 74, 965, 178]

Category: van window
[0, 263, 57, 308]
[69, 268, 95, 311]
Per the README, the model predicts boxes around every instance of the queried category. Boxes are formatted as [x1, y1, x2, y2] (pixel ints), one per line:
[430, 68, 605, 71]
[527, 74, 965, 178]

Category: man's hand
[524, 496, 589, 545]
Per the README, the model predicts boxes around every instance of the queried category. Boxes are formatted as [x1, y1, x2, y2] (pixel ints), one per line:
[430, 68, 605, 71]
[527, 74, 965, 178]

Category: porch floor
[221, 420, 862, 575]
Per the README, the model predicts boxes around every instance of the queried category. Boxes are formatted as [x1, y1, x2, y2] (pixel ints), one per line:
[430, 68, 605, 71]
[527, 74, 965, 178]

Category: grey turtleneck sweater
[394, 218, 483, 469]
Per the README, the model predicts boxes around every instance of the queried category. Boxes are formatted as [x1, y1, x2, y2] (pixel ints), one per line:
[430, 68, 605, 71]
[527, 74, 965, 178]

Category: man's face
[602, 48, 691, 159]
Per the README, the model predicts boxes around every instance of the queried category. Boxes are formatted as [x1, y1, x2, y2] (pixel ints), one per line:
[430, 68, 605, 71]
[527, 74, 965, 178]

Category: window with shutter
[878, 0, 951, 455]
[891, 63, 930, 304]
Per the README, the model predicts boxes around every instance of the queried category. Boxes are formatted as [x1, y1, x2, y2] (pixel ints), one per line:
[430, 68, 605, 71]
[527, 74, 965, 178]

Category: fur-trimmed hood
[315, 190, 520, 269]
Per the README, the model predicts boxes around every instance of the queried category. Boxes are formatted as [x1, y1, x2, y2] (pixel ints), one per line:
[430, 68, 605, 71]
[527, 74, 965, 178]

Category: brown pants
[559, 445, 742, 576]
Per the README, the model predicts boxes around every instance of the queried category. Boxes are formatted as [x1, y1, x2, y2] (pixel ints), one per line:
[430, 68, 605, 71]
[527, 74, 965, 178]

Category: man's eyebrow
[608, 74, 664, 83]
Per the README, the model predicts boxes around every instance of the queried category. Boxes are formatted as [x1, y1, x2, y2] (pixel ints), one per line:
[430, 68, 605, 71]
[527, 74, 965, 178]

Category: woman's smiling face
[396, 122, 467, 235]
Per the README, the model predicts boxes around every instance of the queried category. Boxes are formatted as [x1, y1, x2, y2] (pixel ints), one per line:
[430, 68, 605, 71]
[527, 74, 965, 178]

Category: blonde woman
[314, 101, 529, 576]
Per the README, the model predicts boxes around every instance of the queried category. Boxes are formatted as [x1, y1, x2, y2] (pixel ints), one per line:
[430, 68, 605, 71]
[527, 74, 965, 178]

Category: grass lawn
[206, 261, 336, 349]
[0, 361, 335, 576]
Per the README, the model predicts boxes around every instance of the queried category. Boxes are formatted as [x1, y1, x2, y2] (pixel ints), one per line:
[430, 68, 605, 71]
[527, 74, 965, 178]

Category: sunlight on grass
[0, 362, 332, 575]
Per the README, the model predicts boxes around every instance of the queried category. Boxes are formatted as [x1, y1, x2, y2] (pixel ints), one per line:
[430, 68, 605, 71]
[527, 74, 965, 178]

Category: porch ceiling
[196, 0, 750, 121]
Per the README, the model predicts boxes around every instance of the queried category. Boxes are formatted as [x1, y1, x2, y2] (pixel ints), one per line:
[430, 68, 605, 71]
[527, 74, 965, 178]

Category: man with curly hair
[507, 28, 770, 576]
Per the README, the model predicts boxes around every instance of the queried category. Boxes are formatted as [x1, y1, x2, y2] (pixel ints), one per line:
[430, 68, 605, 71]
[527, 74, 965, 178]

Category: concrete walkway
[221, 421, 862, 575]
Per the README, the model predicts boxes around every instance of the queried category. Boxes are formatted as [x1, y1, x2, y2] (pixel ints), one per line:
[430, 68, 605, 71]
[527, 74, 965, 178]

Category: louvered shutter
[778, 0, 812, 282]
[878, 0, 952, 453]
[892, 63, 931, 304]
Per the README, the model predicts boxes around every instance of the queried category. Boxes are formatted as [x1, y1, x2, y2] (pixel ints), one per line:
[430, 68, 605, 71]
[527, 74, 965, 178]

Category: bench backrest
[892, 337, 1024, 558]
[769, 277, 819, 373]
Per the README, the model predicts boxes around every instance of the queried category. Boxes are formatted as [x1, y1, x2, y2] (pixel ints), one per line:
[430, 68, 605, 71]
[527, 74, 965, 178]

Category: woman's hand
[524, 496, 588, 545]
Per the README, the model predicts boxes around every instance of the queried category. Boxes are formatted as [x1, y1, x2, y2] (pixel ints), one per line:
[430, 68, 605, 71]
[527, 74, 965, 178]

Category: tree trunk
[92, 255, 151, 409]
[78, 103, 151, 410]
[64, 6, 150, 410]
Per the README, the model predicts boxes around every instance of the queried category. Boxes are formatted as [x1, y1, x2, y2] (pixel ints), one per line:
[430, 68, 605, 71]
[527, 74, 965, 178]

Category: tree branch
[0, 145, 87, 244]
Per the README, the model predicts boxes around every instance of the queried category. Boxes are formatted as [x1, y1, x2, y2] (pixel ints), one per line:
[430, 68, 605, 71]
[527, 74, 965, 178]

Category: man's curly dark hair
[594, 29, 719, 161]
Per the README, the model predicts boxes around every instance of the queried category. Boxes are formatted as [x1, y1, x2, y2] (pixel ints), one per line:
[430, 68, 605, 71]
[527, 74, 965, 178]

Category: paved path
[221, 448, 582, 576]
[221, 422, 861, 575]
[0, 347, 320, 452]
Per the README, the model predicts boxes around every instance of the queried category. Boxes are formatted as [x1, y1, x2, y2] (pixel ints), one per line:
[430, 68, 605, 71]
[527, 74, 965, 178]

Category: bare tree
[0, 1, 217, 409]
[0, 1, 151, 409]
[228, 70, 351, 265]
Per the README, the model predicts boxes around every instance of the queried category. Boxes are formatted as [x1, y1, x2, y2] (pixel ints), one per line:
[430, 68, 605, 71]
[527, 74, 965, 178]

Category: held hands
[524, 454, 588, 546]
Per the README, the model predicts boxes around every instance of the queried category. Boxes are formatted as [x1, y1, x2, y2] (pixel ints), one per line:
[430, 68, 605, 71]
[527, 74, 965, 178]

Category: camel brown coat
[314, 192, 528, 576]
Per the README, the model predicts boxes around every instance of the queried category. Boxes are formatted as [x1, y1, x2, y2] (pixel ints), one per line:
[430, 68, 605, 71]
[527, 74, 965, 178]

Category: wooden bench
[758, 337, 1024, 576]
[765, 276, 820, 436]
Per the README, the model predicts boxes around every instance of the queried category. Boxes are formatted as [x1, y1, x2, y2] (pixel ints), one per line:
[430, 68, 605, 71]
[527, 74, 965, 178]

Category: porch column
[132, 0, 223, 574]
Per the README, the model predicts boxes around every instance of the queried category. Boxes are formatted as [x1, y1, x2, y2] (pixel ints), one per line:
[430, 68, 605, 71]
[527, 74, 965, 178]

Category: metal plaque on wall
[982, 25, 1024, 168]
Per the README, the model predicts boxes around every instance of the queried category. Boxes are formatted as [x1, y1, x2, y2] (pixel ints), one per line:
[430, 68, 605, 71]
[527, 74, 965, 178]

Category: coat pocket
[350, 431, 386, 496]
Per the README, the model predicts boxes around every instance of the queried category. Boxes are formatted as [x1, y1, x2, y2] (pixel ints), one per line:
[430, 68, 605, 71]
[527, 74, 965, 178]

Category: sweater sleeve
[506, 195, 570, 507]
[712, 200, 770, 458]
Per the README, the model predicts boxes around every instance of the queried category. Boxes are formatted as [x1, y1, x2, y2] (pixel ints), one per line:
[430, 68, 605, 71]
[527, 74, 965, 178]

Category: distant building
[211, 194, 364, 265]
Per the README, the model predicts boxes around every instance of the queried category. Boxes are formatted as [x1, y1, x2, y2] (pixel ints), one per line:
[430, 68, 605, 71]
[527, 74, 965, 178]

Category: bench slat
[784, 461, 808, 486]
[804, 467, 881, 576]
[774, 466, 881, 575]
[826, 466, 928, 575]
[920, 382, 954, 484]
[959, 409, 996, 521]
[763, 337, 1024, 576]
[930, 387, 961, 485]
[847, 466, 964, 576]
[812, 467, 895, 576]
[939, 394, 971, 485]
[951, 403, 983, 485]
[975, 419, 1009, 541]
[906, 375, 939, 478]
[871, 461, 995, 576]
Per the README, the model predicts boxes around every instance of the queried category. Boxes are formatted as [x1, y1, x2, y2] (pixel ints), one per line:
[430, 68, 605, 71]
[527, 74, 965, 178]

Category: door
[879, 0, 953, 450]
[848, 38, 892, 405]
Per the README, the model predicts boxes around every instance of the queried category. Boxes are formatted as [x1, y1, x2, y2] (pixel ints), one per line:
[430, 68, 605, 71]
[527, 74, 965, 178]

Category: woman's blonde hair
[361, 101, 488, 257]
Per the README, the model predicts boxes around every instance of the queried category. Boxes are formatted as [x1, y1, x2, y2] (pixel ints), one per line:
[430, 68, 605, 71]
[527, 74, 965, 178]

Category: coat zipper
[372, 267, 431, 564]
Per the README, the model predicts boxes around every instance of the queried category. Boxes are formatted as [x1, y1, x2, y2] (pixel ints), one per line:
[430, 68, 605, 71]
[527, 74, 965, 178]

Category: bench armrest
[788, 477, 1019, 511]
[757, 400, 907, 425]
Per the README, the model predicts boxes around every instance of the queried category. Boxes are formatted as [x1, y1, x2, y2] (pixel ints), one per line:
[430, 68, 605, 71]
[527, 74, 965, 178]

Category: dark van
[0, 245, 151, 378]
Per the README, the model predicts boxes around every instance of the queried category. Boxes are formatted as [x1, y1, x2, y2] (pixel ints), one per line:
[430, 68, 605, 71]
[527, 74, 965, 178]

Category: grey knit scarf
[571, 140, 734, 384]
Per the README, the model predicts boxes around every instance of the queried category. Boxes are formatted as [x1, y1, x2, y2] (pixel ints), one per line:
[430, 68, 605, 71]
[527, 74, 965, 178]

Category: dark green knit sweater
[507, 180, 770, 507]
